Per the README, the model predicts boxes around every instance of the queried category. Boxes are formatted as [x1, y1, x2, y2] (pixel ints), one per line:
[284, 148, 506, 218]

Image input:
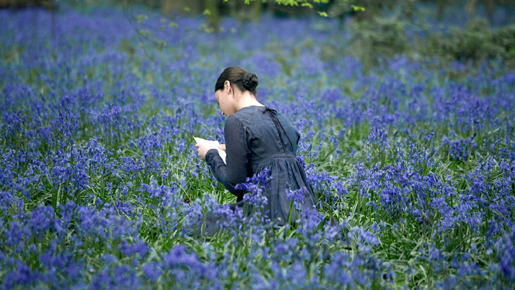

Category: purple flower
[235, 168, 272, 208]
[161, 245, 216, 282]
[286, 187, 307, 211]
[142, 263, 162, 281]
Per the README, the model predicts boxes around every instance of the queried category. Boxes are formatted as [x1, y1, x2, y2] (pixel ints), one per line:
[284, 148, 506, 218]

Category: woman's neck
[235, 91, 264, 111]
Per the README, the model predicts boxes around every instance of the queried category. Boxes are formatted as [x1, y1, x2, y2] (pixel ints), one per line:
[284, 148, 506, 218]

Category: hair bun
[241, 72, 258, 91]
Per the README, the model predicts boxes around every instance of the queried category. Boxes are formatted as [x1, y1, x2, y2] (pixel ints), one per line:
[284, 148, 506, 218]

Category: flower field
[1, 5, 514, 288]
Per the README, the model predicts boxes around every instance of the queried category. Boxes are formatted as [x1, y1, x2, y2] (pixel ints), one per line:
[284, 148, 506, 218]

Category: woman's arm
[205, 116, 249, 199]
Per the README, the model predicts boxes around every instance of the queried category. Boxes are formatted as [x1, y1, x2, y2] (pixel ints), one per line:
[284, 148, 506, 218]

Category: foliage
[349, 16, 409, 67]
[0, 4, 515, 288]
[424, 18, 515, 66]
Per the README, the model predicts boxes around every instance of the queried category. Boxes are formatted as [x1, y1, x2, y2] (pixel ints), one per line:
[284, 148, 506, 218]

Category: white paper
[194, 136, 226, 164]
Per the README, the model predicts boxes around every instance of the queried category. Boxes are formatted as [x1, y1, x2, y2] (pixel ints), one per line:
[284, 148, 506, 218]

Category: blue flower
[142, 263, 162, 281]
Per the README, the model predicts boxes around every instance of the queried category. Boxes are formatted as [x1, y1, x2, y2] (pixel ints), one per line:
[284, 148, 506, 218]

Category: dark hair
[215, 66, 258, 95]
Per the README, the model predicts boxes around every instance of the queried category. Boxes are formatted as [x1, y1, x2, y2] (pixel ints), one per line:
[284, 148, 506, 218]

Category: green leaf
[275, 0, 299, 7]
[351, 5, 366, 12]
[157, 41, 167, 49]
[202, 24, 214, 33]
[136, 14, 148, 23]
[139, 30, 152, 36]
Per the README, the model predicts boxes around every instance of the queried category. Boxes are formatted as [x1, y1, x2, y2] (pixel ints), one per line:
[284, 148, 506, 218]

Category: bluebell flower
[142, 263, 162, 281]
[3, 260, 38, 289]
[235, 168, 272, 209]
[286, 187, 307, 211]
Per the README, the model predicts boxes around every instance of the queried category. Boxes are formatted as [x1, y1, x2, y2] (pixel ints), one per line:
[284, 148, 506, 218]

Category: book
[194, 136, 226, 164]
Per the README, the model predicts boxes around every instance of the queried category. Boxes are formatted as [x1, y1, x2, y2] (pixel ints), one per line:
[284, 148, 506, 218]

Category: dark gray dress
[204, 105, 317, 229]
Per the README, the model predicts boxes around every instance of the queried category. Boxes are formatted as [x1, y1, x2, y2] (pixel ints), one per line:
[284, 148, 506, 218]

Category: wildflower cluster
[0, 4, 514, 288]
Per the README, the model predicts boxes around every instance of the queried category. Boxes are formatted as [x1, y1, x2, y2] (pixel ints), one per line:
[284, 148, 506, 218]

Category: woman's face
[215, 81, 236, 116]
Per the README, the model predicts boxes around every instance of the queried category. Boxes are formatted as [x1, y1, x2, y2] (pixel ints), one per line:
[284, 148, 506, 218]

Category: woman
[196, 66, 317, 228]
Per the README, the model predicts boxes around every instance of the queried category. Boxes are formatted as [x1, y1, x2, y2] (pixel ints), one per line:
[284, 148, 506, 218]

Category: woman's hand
[218, 144, 226, 151]
[195, 143, 219, 160]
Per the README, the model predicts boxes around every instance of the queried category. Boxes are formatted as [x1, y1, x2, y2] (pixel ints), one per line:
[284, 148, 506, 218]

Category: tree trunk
[204, 0, 220, 33]
[161, 0, 200, 16]
[252, 0, 263, 21]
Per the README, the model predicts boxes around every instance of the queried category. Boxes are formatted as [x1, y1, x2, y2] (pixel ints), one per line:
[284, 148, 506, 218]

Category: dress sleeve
[205, 116, 249, 199]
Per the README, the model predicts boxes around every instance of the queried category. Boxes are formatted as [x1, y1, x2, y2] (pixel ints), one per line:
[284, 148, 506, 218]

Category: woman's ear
[224, 80, 232, 94]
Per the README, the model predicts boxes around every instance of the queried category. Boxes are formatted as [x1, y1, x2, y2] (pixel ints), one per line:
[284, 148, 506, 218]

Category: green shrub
[350, 16, 409, 68]
[424, 18, 515, 65]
